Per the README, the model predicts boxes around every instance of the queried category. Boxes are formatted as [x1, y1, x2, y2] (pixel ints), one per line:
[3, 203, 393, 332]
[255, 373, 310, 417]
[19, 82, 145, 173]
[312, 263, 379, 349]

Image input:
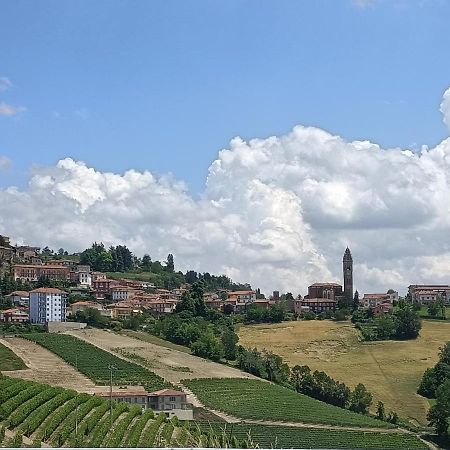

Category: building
[29, 287, 67, 324]
[7, 290, 30, 307]
[0, 235, 15, 276]
[15, 246, 40, 261]
[70, 301, 112, 317]
[74, 265, 92, 286]
[361, 293, 395, 308]
[148, 389, 193, 420]
[92, 279, 118, 299]
[110, 285, 142, 302]
[408, 285, 450, 305]
[295, 298, 337, 314]
[95, 388, 193, 420]
[92, 272, 107, 281]
[107, 301, 142, 320]
[306, 283, 343, 300]
[227, 290, 257, 311]
[343, 247, 353, 300]
[13, 264, 70, 282]
[0, 308, 29, 323]
[95, 390, 149, 410]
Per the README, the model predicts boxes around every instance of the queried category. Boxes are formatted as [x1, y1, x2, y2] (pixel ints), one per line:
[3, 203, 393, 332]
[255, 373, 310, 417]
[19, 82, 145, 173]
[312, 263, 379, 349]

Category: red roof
[8, 291, 30, 297]
[30, 288, 67, 294]
[301, 298, 337, 304]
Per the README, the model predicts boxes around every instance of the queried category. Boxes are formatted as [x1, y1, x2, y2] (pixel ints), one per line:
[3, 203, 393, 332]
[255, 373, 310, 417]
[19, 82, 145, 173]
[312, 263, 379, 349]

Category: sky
[1, 0, 450, 295]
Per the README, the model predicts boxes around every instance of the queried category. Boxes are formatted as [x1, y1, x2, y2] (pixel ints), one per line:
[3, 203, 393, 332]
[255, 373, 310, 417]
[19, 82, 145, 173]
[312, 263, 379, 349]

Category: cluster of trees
[427, 297, 447, 319]
[355, 306, 422, 341]
[418, 342, 450, 437]
[149, 282, 239, 361]
[290, 365, 372, 414]
[244, 302, 288, 324]
[80, 243, 134, 272]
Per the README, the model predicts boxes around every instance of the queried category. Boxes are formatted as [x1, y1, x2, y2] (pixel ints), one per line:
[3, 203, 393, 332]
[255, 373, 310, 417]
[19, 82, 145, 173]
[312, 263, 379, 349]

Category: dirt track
[67, 328, 256, 384]
[0, 337, 107, 393]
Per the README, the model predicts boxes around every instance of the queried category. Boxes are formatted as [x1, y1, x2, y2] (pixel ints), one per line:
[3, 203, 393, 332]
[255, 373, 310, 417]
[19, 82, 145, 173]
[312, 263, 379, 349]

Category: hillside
[238, 319, 450, 424]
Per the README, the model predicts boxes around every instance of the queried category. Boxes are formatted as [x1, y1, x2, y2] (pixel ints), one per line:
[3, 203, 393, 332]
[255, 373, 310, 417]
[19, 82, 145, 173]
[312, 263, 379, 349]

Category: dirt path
[66, 328, 257, 384]
[0, 337, 108, 393]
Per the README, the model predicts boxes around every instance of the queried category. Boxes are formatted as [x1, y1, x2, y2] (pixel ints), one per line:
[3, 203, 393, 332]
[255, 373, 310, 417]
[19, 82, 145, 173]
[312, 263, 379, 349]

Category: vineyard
[184, 378, 393, 428]
[0, 375, 242, 448]
[195, 422, 428, 449]
[22, 333, 171, 392]
[0, 342, 26, 371]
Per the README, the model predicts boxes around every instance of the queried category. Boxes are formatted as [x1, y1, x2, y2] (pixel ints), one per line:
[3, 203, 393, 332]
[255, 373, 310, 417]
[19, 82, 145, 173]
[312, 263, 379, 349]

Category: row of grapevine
[105, 406, 142, 448]
[1, 385, 46, 419]
[123, 408, 154, 447]
[6, 386, 62, 428]
[18, 390, 76, 437]
[50, 395, 103, 447]
[87, 402, 130, 447]
[138, 411, 166, 447]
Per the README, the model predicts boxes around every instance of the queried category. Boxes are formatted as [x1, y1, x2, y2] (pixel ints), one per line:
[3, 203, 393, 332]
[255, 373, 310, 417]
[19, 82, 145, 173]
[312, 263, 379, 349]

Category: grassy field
[238, 320, 450, 424]
[120, 330, 191, 354]
[0, 342, 27, 371]
[195, 422, 428, 449]
[23, 333, 171, 391]
[184, 378, 391, 428]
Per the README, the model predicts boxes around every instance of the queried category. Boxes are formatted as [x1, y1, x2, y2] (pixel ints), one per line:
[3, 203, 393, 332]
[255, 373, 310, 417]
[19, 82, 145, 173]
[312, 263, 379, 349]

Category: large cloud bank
[2, 88, 450, 295]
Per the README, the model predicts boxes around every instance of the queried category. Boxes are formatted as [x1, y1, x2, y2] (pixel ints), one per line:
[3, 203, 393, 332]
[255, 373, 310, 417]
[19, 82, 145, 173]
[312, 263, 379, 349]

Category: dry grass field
[238, 320, 450, 425]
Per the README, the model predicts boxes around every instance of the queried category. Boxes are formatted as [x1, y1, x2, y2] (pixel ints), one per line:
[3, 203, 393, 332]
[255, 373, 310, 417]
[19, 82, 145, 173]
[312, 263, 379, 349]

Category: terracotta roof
[8, 291, 30, 297]
[1, 308, 28, 314]
[30, 288, 67, 294]
[310, 283, 342, 287]
[96, 391, 148, 398]
[149, 389, 185, 397]
[363, 293, 389, 299]
[228, 290, 255, 295]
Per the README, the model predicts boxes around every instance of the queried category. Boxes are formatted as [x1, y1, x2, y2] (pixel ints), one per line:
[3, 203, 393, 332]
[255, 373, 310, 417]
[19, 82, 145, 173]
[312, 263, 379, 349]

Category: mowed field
[238, 320, 450, 424]
[67, 328, 256, 384]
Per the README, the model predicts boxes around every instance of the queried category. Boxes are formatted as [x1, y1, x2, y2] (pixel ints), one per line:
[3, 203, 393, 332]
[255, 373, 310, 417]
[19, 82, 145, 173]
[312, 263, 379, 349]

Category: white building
[76, 265, 92, 286]
[29, 288, 68, 324]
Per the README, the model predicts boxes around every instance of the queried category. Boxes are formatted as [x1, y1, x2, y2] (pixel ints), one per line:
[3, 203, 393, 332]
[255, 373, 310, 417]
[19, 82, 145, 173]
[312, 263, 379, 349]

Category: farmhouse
[295, 298, 337, 314]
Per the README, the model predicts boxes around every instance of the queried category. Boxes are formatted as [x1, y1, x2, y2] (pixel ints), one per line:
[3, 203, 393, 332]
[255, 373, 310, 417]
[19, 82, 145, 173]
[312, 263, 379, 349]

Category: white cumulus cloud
[0, 156, 11, 170]
[2, 87, 450, 296]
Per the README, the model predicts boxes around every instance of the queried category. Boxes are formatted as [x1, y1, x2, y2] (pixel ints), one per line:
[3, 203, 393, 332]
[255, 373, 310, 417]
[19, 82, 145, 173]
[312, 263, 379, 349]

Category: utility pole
[108, 364, 116, 428]
[75, 353, 79, 439]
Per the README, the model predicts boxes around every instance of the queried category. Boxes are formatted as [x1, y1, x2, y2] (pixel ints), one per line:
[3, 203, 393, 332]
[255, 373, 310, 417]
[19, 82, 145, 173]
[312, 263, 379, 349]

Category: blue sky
[1, 0, 450, 194]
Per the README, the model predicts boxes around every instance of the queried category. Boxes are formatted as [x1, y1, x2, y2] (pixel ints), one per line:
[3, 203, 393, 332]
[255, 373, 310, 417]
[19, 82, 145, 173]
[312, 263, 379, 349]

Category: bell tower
[343, 247, 353, 300]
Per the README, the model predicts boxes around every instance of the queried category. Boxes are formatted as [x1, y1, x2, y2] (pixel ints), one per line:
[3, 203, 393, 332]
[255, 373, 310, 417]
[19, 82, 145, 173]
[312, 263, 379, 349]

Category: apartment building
[29, 287, 67, 324]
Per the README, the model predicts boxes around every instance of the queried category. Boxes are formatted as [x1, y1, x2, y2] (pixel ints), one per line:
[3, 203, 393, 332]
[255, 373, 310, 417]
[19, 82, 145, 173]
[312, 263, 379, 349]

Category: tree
[353, 290, 360, 311]
[165, 254, 175, 273]
[376, 401, 385, 420]
[428, 301, 439, 318]
[393, 307, 422, 339]
[349, 383, 372, 414]
[141, 254, 152, 272]
[191, 331, 225, 361]
[428, 379, 450, 437]
[221, 328, 239, 360]
[436, 295, 446, 319]
[373, 314, 396, 339]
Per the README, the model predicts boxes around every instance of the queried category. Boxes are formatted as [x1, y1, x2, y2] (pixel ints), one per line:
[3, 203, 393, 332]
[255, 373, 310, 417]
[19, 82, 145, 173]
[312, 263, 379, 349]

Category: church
[304, 247, 353, 308]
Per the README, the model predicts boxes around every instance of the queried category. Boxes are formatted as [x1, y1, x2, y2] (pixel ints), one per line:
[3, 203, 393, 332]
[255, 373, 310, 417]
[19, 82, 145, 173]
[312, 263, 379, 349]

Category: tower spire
[343, 247, 353, 300]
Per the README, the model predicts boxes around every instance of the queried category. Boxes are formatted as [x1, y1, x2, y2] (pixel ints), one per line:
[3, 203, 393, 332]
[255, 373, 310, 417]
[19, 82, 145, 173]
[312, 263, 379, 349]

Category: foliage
[184, 378, 390, 428]
[191, 331, 225, 361]
[349, 383, 373, 414]
[23, 333, 170, 391]
[124, 409, 154, 447]
[427, 379, 450, 436]
[418, 341, 450, 398]
[244, 302, 288, 324]
[290, 365, 351, 408]
[376, 401, 385, 421]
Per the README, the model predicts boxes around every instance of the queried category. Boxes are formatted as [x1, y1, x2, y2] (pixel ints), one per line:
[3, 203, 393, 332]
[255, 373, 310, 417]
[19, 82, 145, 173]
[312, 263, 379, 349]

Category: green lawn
[23, 333, 171, 391]
[0, 342, 26, 371]
[195, 422, 428, 449]
[184, 378, 393, 428]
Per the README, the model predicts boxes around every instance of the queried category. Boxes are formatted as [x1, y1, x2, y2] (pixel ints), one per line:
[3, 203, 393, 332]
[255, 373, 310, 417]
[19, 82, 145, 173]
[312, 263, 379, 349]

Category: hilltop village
[1, 234, 446, 326]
